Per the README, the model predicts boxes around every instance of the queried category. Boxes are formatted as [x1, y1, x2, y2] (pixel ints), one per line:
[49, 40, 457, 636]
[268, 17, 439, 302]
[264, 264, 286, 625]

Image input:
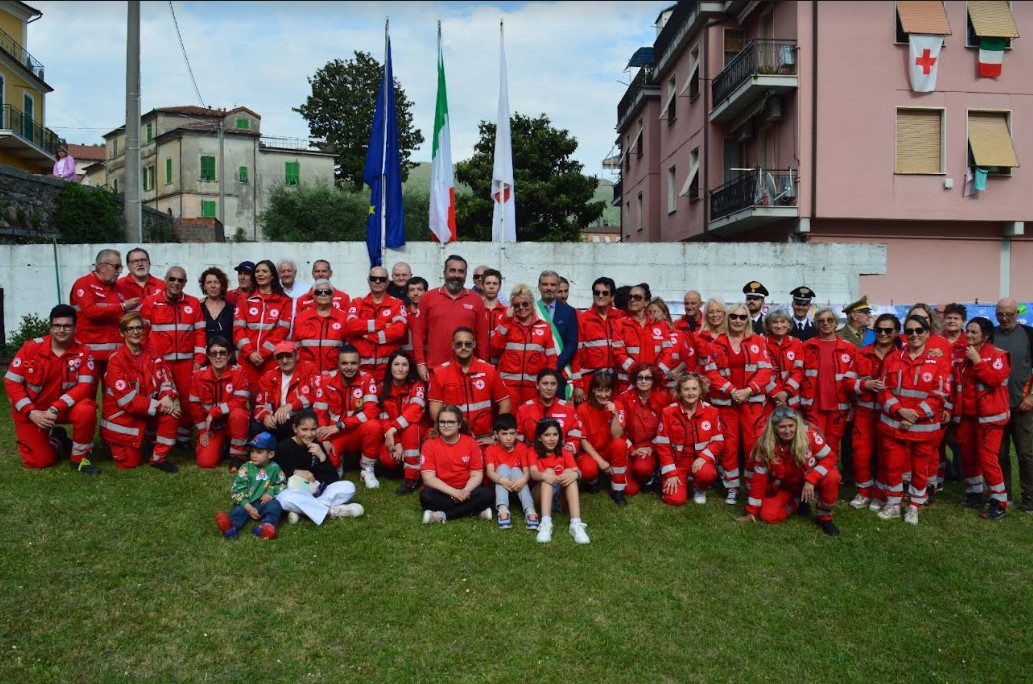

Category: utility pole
[124, 0, 142, 242]
[218, 116, 225, 228]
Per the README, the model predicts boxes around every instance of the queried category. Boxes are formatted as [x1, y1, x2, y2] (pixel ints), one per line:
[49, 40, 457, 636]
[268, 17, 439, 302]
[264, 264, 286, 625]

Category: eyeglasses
[208, 350, 230, 357]
[996, 311, 1017, 318]
[453, 341, 475, 349]
[167, 277, 187, 284]
[101, 262, 123, 271]
[628, 294, 645, 301]
[437, 419, 458, 426]
[636, 375, 654, 382]
[904, 327, 927, 336]
[51, 323, 74, 330]
[123, 326, 144, 333]
[368, 276, 388, 283]
[128, 258, 149, 265]
[593, 290, 611, 297]
[728, 313, 748, 321]
[875, 327, 896, 335]
[313, 289, 333, 296]
[816, 317, 836, 324]
[512, 302, 531, 310]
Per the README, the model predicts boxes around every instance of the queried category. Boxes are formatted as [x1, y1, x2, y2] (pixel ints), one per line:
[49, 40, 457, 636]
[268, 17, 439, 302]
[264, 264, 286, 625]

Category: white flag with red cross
[908, 34, 943, 93]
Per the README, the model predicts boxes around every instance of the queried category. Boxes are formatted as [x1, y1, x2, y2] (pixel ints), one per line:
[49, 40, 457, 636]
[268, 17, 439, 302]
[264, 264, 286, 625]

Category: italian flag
[978, 37, 1007, 78]
[428, 27, 456, 244]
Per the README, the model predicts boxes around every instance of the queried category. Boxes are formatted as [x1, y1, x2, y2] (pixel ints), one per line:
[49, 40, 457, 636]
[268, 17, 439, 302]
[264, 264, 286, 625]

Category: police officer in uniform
[788, 286, 817, 341]
[742, 281, 768, 335]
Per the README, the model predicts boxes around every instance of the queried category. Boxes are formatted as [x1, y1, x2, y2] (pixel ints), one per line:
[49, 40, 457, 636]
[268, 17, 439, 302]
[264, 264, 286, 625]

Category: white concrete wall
[0, 241, 885, 336]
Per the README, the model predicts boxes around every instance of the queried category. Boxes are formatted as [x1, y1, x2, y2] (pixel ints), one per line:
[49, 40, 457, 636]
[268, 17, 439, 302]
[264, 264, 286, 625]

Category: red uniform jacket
[515, 397, 582, 453]
[69, 272, 126, 361]
[576, 401, 618, 451]
[764, 335, 804, 406]
[428, 359, 509, 438]
[101, 345, 177, 443]
[574, 306, 627, 387]
[253, 362, 318, 423]
[311, 371, 379, 431]
[378, 380, 429, 431]
[615, 387, 670, 449]
[293, 308, 348, 375]
[703, 334, 774, 408]
[668, 328, 706, 377]
[344, 294, 408, 371]
[188, 365, 250, 436]
[878, 346, 952, 442]
[232, 291, 293, 365]
[140, 292, 206, 366]
[616, 317, 675, 381]
[485, 306, 507, 364]
[800, 337, 857, 412]
[411, 287, 489, 369]
[5, 335, 96, 416]
[654, 402, 724, 475]
[851, 344, 893, 412]
[295, 287, 351, 314]
[746, 425, 836, 515]
[117, 273, 164, 303]
[491, 317, 558, 387]
[953, 343, 1010, 425]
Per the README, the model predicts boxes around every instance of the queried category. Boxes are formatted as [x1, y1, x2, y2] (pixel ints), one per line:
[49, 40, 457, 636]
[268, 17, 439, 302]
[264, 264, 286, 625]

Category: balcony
[709, 167, 798, 234]
[711, 39, 797, 123]
[0, 27, 45, 82]
[0, 104, 63, 169]
[617, 67, 659, 133]
[612, 178, 622, 206]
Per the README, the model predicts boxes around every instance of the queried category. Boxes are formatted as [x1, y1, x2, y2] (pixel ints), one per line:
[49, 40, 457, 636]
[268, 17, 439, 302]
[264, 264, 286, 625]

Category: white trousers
[276, 480, 356, 525]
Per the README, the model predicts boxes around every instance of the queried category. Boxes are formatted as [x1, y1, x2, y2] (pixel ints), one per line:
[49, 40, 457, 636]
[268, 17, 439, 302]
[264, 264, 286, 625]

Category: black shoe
[610, 490, 628, 506]
[151, 460, 179, 474]
[816, 519, 841, 537]
[395, 481, 417, 496]
[641, 476, 658, 493]
[1019, 500, 1033, 513]
[982, 501, 1007, 521]
[961, 494, 986, 509]
[797, 501, 812, 517]
[228, 458, 244, 473]
[72, 458, 101, 475]
[585, 480, 600, 494]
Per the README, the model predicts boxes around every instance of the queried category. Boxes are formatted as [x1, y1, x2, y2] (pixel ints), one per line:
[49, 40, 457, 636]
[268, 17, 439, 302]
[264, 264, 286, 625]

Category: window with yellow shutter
[968, 110, 1018, 176]
[895, 108, 944, 174]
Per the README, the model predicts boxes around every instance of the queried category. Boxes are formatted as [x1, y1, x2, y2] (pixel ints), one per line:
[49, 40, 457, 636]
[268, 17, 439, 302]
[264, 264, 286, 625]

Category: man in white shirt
[278, 259, 309, 300]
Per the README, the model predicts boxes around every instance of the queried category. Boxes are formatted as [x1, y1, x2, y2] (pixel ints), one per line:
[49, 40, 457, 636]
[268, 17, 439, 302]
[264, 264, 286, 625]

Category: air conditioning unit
[763, 96, 783, 123]
[737, 120, 754, 142]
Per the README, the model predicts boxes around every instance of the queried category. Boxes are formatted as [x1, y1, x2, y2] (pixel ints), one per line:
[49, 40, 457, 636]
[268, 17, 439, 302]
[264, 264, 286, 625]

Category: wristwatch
[48, 407, 59, 415]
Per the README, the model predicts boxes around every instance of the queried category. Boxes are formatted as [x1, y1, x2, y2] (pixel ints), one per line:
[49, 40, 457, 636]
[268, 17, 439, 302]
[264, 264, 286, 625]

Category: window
[895, 108, 944, 174]
[112, 138, 119, 157]
[724, 29, 745, 67]
[22, 93, 33, 140]
[145, 122, 152, 143]
[201, 200, 217, 218]
[681, 44, 700, 99]
[142, 165, 153, 191]
[968, 110, 1018, 176]
[636, 192, 644, 231]
[635, 118, 643, 159]
[667, 165, 678, 213]
[0, 74, 5, 110]
[663, 75, 677, 123]
[680, 147, 700, 201]
[966, 0, 1016, 48]
[895, 1, 951, 44]
[285, 161, 300, 185]
[239, 165, 249, 182]
[236, 118, 250, 130]
[112, 178, 119, 193]
[200, 155, 216, 181]
[165, 158, 172, 185]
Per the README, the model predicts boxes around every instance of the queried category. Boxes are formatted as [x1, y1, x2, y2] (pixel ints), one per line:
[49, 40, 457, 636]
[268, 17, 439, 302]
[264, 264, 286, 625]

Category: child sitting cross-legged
[484, 414, 539, 530]
[216, 432, 286, 539]
[530, 418, 590, 545]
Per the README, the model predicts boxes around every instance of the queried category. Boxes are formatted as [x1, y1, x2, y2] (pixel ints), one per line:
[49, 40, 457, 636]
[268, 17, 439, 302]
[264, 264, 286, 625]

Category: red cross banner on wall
[908, 34, 943, 93]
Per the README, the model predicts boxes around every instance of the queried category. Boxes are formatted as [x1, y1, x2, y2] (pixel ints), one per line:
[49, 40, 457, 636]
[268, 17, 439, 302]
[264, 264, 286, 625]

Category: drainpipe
[809, 0, 818, 226]
[702, 18, 723, 239]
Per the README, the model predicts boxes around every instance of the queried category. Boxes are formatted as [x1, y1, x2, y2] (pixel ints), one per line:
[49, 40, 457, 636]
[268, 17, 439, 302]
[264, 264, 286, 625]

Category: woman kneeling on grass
[419, 405, 494, 525]
[274, 409, 364, 525]
[530, 418, 590, 545]
[655, 373, 724, 506]
[738, 406, 842, 536]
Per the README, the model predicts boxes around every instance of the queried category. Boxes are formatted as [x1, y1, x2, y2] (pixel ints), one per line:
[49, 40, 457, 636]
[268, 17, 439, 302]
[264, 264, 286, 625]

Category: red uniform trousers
[806, 410, 848, 458]
[106, 412, 180, 469]
[167, 360, 195, 443]
[378, 422, 427, 484]
[755, 469, 841, 523]
[662, 462, 718, 506]
[327, 420, 384, 469]
[956, 418, 1008, 506]
[196, 408, 250, 468]
[506, 384, 539, 413]
[879, 435, 934, 508]
[13, 400, 97, 468]
[623, 445, 657, 496]
[717, 403, 766, 491]
[576, 437, 629, 491]
[851, 407, 880, 499]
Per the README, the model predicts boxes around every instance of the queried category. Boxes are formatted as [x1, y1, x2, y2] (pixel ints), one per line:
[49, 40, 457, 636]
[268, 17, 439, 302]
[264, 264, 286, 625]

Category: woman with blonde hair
[697, 298, 728, 343]
[491, 283, 558, 408]
[739, 406, 841, 536]
[655, 372, 724, 506]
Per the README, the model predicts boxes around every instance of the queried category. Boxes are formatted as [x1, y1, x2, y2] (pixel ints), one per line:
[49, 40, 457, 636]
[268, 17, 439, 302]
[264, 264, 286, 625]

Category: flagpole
[497, 19, 505, 246]
[380, 17, 389, 264]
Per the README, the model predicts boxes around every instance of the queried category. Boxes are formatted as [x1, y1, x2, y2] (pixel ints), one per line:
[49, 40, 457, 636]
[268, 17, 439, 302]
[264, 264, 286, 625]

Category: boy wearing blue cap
[216, 432, 286, 539]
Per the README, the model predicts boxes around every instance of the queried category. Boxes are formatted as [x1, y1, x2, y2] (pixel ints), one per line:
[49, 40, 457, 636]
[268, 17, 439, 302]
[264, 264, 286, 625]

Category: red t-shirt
[535, 450, 577, 476]
[484, 442, 531, 470]
[816, 339, 838, 412]
[728, 345, 746, 388]
[419, 434, 483, 489]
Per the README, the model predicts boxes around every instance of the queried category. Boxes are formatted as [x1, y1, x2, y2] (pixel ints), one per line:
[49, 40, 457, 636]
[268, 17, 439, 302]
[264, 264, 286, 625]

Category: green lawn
[1, 384, 1031, 682]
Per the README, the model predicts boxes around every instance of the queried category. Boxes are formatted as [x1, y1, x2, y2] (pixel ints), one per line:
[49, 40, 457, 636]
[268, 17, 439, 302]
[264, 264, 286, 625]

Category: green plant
[232, 227, 247, 242]
[144, 219, 180, 243]
[55, 183, 125, 244]
[3, 313, 50, 357]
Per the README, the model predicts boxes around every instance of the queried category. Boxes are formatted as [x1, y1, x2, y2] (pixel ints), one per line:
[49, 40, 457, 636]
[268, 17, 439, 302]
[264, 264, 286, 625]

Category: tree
[295, 51, 424, 191]
[454, 113, 605, 242]
[55, 183, 125, 244]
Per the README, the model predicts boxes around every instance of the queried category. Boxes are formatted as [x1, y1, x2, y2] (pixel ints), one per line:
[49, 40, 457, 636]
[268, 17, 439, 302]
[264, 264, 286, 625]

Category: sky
[29, 1, 670, 177]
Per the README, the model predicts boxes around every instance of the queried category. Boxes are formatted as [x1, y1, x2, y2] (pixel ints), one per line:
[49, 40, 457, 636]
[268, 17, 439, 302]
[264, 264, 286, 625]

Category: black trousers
[420, 486, 494, 520]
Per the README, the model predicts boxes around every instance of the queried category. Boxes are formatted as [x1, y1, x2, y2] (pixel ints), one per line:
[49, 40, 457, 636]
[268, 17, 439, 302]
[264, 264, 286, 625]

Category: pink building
[617, 1, 1031, 302]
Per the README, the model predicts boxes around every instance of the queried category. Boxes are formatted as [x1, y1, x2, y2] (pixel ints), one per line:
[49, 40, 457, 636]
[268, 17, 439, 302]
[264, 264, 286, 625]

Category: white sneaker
[869, 498, 884, 512]
[692, 488, 707, 505]
[360, 467, 380, 489]
[569, 521, 590, 544]
[536, 519, 553, 543]
[904, 505, 919, 525]
[422, 510, 446, 525]
[286, 511, 301, 525]
[330, 503, 364, 518]
[478, 508, 493, 521]
[849, 494, 871, 510]
[724, 489, 738, 505]
[878, 503, 901, 520]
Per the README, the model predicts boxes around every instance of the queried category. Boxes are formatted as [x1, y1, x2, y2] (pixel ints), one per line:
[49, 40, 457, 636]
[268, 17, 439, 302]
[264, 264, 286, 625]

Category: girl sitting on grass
[530, 418, 590, 545]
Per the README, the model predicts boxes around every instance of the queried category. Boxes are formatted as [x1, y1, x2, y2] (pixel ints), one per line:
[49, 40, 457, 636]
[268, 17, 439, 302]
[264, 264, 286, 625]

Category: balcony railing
[612, 178, 622, 206]
[0, 27, 45, 81]
[712, 39, 797, 109]
[2, 104, 63, 155]
[710, 168, 797, 220]
[260, 135, 324, 152]
[617, 66, 659, 126]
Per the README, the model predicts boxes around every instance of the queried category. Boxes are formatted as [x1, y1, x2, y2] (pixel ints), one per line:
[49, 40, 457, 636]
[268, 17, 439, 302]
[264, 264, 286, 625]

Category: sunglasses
[313, 289, 333, 296]
[453, 341, 475, 349]
[905, 327, 927, 336]
[209, 350, 230, 357]
[473, 274, 485, 280]
[593, 290, 611, 297]
[512, 302, 532, 310]
[636, 375, 654, 382]
[167, 277, 187, 284]
[728, 313, 748, 321]
[875, 327, 896, 335]
[628, 294, 646, 301]
[745, 295, 763, 301]
[772, 407, 797, 421]
[368, 276, 389, 283]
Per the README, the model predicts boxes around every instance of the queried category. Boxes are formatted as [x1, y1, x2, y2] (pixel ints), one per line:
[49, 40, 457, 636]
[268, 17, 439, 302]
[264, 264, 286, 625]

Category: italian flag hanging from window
[978, 37, 1007, 78]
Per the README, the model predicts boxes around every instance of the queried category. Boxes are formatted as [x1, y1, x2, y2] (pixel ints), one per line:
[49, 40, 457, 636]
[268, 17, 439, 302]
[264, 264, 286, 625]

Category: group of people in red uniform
[6, 248, 1031, 535]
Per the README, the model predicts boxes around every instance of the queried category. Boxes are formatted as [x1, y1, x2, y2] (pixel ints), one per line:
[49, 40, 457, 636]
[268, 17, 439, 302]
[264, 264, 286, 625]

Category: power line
[168, 1, 205, 107]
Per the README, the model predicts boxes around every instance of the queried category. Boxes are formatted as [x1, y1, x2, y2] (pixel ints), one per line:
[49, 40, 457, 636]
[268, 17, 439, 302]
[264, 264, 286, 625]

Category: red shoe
[253, 523, 277, 539]
[215, 512, 232, 533]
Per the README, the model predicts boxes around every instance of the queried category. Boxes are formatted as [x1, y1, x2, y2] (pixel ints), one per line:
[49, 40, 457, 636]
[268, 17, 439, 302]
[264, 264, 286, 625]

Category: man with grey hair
[70, 248, 134, 371]
[278, 258, 309, 300]
[387, 261, 413, 303]
[993, 298, 1033, 510]
[538, 270, 579, 398]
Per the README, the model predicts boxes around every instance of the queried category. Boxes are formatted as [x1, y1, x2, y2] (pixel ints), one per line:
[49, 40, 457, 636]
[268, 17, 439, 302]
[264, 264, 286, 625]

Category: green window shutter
[201, 200, 217, 218]
[113, 178, 119, 193]
[165, 158, 172, 185]
[201, 155, 215, 181]
[238, 165, 248, 182]
[236, 118, 249, 130]
[146, 123, 152, 143]
[285, 161, 300, 185]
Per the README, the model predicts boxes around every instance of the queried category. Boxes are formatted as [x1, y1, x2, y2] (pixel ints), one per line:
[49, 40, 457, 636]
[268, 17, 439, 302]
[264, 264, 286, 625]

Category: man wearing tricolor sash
[537, 271, 579, 400]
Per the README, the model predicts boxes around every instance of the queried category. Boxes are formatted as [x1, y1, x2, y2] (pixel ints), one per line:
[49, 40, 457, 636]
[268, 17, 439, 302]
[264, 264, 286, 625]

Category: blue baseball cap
[248, 432, 277, 450]
[235, 261, 256, 274]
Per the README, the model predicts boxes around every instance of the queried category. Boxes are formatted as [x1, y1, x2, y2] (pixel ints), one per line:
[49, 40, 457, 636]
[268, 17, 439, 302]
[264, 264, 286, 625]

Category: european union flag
[364, 36, 405, 268]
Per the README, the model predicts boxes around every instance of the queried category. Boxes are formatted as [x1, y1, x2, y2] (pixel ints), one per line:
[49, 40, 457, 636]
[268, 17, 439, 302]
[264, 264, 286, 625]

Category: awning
[729, 95, 769, 132]
[968, 0, 1019, 39]
[969, 112, 1019, 168]
[896, 1, 952, 35]
[627, 47, 655, 69]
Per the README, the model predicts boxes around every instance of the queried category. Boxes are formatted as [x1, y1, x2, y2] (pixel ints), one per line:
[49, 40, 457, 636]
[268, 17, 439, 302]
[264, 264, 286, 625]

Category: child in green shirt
[216, 432, 286, 539]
